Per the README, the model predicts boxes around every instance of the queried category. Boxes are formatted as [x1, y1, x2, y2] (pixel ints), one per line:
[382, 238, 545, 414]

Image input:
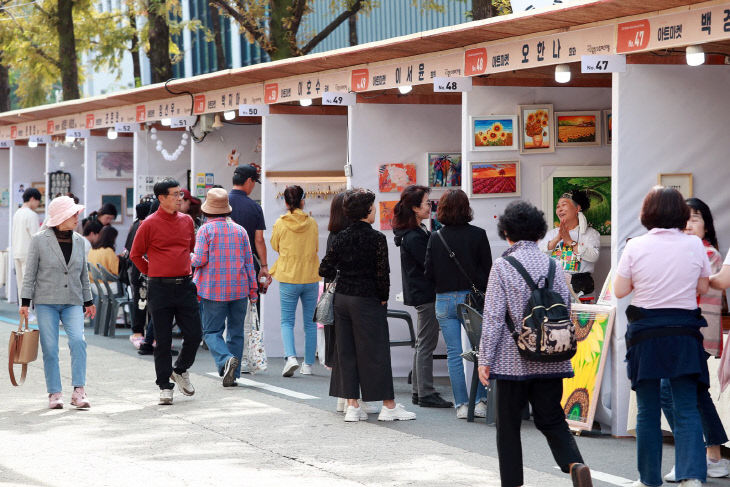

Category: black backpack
[504, 256, 576, 363]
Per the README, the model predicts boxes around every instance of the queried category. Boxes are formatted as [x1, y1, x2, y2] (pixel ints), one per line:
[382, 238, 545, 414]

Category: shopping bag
[246, 301, 267, 373]
[8, 316, 39, 386]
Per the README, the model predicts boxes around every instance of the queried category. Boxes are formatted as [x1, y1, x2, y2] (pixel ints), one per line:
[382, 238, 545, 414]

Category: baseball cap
[234, 164, 261, 184]
[181, 188, 202, 205]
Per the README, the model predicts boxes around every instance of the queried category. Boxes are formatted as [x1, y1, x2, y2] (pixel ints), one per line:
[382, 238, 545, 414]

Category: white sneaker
[664, 466, 677, 482]
[159, 389, 173, 405]
[632, 481, 651, 487]
[336, 398, 346, 413]
[170, 371, 195, 396]
[474, 401, 487, 418]
[300, 363, 312, 375]
[344, 405, 368, 422]
[456, 404, 468, 419]
[678, 480, 702, 487]
[707, 457, 730, 478]
[378, 404, 416, 421]
[359, 400, 381, 414]
[282, 357, 299, 377]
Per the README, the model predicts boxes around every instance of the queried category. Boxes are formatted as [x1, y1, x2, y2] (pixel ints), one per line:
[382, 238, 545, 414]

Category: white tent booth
[0, 148, 10, 297]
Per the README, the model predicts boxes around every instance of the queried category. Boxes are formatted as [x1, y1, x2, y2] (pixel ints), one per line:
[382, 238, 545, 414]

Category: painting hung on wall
[379, 201, 397, 231]
[471, 116, 518, 151]
[543, 166, 611, 245]
[555, 111, 601, 147]
[603, 110, 612, 145]
[429, 200, 442, 231]
[519, 104, 554, 153]
[378, 163, 417, 192]
[469, 162, 520, 198]
[96, 152, 133, 180]
[101, 194, 123, 224]
[658, 173, 693, 198]
[427, 153, 461, 188]
[126, 187, 134, 216]
[561, 304, 615, 431]
[31, 182, 46, 211]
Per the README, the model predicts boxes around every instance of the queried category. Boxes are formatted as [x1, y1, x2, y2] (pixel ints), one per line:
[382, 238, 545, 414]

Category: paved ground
[0, 300, 726, 487]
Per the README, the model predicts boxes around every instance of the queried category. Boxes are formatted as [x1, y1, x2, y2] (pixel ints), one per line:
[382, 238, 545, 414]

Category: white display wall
[613, 64, 730, 437]
[0, 149, 10, 296]
[261, 113, 347, 359]
[46, 144, 84, 202]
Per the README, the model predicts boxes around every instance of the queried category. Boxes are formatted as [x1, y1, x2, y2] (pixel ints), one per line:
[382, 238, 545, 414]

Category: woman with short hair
[88, 225, 119, 275]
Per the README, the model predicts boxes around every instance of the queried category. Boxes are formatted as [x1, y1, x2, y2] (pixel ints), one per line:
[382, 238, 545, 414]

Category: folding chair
[456, 302, 496, 424]
[98, 265, 133, 337]
[88, 265, 108, 336]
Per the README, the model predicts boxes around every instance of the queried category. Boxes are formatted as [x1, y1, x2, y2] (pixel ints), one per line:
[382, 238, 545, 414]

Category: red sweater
[130, 209, 195, 278]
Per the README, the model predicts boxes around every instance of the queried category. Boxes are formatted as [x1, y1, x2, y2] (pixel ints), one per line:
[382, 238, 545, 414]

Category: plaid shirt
[192, 217, 257, 301]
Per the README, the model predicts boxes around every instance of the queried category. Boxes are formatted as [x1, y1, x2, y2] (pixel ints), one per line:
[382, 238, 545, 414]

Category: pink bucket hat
[44, 196, 85, 228]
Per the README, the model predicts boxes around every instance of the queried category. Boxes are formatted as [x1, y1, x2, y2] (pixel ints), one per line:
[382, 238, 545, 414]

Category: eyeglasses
[166, 191, 184, 199]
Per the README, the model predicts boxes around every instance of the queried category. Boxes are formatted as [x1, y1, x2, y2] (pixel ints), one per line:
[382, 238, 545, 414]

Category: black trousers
[130, 284, 147, 335]
[496, 378, 584, 487]
[329, 293, 394, 402]
[148, 278, 202, 389]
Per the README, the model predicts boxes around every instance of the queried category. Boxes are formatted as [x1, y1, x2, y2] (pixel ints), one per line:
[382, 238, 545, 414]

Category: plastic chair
[88, 265, 108, 336]
[98, 265, 133, 337]
[456, 302, 496, 424]
[87, 263, 101, 331]
[386, 309, 416, 348]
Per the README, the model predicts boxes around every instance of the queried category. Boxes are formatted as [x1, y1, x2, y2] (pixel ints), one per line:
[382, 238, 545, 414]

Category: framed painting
[469, 161, 520, 198]
[378, 163, 417, 193]
[658, 173, 693, 198]
[562, 304, 615, 432]
[471, 116, 518, 151]
[96, 152, 133, 180]
[126, 187, 134, 216]
[519, 104, 554, 154]
[31, 181, 46, 211]
[597, 270, 614, 306]
[603, 110, 612, 145]
[101, 194, 123, 224]
[542, 166, 611, 246]
[427, 153, 461, 189]
[429, 200, 442, 231]
[379, 201, 397, 231]
[555, 111, 601, 147]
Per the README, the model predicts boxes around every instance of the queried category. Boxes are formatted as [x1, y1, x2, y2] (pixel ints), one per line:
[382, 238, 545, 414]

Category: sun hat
[44, 196, 85, 228]
[201, 188, 232, 215]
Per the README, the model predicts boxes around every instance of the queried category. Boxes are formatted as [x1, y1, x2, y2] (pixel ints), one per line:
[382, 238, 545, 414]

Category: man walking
[130, 179, 202, 405]
[12, 188, 41, 298]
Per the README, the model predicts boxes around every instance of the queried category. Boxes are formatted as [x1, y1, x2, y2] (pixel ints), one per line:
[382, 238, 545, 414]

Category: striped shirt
[192, 217, 257, 301]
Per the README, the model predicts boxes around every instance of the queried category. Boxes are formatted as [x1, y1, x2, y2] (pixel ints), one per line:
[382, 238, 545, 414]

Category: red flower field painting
[470, 162, 520, 198]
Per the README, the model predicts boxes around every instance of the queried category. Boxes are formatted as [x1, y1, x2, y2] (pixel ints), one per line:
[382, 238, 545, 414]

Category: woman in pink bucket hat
[19, 196, 97, 409]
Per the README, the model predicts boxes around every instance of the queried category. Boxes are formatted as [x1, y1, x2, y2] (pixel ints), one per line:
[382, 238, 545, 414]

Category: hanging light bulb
[161, 118, 172, 126]
[555, 64, 571, 83]
[65, 135, 75, 144]
[107, 127, 118, 140]
[299, 98, 313, 107]
[223, 110, 236, 120]
[686, 45, 705, 66]
[28, 140, 38, 148]
[398, 85, 413, 94]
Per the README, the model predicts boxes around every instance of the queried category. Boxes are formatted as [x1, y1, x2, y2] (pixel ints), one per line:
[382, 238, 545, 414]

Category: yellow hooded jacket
[270, 208, 320, 284]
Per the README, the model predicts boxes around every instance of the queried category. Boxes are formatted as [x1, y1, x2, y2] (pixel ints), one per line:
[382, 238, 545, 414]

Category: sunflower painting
[561, 304, 615, 431]
[519, 104, 555, 153]
[471, 116, 518, 151]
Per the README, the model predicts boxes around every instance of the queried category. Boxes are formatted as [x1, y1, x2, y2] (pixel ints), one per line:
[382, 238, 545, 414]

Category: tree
[147, 0, 174, 82]
[468, 0, 511, 20]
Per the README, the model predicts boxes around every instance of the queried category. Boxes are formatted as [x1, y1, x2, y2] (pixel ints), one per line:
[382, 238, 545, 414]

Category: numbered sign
[238, 104, 270, 117]
[0, 140, 14, 148]
[65, 128, 90, 139]
[170, 116, 195, 128]
[114, 122, 138, 133]
[432, 77, 472, 92]
[581, 55, 627, 73]
[29, 135, 51, 144]
[322, 92, 356, 106]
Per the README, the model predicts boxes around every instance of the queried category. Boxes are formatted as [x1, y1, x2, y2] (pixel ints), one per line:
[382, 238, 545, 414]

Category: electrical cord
[163, 78, 207, 143]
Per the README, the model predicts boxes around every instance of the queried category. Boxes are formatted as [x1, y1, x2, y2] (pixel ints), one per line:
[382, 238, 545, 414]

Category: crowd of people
[13, 164, 730, 487]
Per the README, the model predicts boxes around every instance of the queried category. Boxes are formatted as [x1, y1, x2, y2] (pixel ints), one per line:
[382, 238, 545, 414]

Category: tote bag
[246, 301, 268, 373]
[8, 316, 39, 386]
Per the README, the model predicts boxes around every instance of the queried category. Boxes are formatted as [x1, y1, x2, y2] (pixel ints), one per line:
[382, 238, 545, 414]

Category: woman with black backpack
[477, 200, 592, 487]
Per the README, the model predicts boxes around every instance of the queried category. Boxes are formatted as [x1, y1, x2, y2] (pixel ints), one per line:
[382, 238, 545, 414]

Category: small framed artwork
[427, 153, 462, 189]
[469, 161, 520, 198]
[603, 110, 612, 145]
[378, 163, 417, 193]
[101, 194, 123, 224]
[471, 116, 518, 151]
[126, 187, 134, 217]
[658, 173, 693, 198]
[429, 200, 442, 231]
[379, 201, 397, 231]
[31, 181, 46, 211]
[519, 104, 554, 154]
[555, 111, 601, 147]
[96, 152, 133, 180]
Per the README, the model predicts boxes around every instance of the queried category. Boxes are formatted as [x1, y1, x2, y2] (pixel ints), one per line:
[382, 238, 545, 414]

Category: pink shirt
[617, 228, 710, 310]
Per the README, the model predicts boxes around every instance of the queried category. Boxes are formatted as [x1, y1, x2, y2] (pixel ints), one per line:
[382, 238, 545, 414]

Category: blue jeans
[36, 304, 86, 394]
[436, 291, 486, 408]
[279, 282, 318, 365]
[200, 298, 247, 378]
[636, 376, 706, 486]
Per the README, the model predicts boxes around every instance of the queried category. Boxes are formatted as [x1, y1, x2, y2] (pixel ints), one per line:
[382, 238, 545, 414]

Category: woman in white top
[539, 190, 600, 295]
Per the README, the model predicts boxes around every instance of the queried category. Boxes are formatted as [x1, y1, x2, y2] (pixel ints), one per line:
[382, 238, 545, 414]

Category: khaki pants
[14, 258, 26, 297]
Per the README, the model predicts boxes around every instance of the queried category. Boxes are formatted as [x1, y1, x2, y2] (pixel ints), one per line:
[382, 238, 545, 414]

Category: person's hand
[558, 220, 572, 243]
[250, 295, 258, 303]
[84, 305, 96, 319]
[381, 301, 387, 306]
[478, 365, 490, 386]
[19, 306, 29, 320]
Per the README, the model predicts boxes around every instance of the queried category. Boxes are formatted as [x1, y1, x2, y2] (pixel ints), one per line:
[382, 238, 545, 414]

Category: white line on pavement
[555, 466, 635, 486]
[206, 372, 319, 399]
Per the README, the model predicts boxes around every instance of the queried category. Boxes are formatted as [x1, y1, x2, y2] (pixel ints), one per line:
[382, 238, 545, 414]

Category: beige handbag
[8, 316, 39, 386]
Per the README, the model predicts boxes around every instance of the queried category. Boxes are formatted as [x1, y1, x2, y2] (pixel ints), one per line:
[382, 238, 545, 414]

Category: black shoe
[137, 343, 154, 355]
[570, 463, 593, 487]
[412, 393, 419, 405]
[418, 393, 454, 408]
[223, 381, 238, 388]
[171, 348, 179, 357]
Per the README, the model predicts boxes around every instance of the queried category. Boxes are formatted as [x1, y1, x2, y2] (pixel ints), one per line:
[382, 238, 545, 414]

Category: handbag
[8, 316, 40, 386]
[246, 300, 268, 374]
[313, 273, 338, 326]
[436, 231, 485, 312]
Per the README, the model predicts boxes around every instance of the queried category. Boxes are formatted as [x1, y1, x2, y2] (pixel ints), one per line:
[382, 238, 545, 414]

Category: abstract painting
[379, 201, 397, 231]
[427, 153, 461, 188]
[378, 163, 417, 193]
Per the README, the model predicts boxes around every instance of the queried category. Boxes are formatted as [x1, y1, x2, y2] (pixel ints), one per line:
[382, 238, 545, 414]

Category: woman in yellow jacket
[271, 185, 320, 377]
[87, 226, 119, 276]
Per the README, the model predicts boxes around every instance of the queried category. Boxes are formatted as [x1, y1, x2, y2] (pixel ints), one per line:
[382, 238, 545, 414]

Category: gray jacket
[21, 229, 92, 306]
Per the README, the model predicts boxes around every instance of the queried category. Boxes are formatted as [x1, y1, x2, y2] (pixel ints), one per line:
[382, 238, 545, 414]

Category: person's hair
[136, 201, 152, 221]
[82, 220, 103, 237]
[437, 189, 473, 226]
[687, 197, 718, 249]
[23, 188, 41, 203]
[497, 200, 548, 242]
[640, 186, 690, 231]
[188, 199, 202, 219]
[284, 185, 305, 212]
[392, 185, 430, 231]
[93, 225, 118, 250]
[567, 190, 591, 212]
[232, 171, 250, 186]
[328, 192, 351, 233]
[149, 199, 160, 214]
[99, 203, 118, 218]
[202, 211, 231, 219]
[153, 178, 180, 199]
[343, 188, 375, 221]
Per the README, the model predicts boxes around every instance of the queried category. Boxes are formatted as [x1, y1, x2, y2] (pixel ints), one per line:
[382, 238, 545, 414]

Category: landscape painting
[469, 161, 520, 198]
[556, 111, 601, 147]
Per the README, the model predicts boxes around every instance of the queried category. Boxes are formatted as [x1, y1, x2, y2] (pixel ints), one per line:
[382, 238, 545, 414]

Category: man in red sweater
[130, 179, 202, 405]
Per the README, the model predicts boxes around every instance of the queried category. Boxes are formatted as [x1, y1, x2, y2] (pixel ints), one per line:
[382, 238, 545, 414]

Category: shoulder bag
[246, 300, 268, 373]
[436, 231, 485, 312]
[8, 316, 39, 386]
[313, 272, 338, 326]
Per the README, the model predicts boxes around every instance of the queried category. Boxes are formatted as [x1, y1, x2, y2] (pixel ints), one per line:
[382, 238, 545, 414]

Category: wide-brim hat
[44, 195, 85, 227]
[201, 188, 232, 215]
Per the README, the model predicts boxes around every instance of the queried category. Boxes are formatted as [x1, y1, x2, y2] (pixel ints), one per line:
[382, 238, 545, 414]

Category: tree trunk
[128, 11, 142, 87]
[472, 0, 495, 20]
[269, 0, 297, 61]
[148, 0, 173, 83]
[0, 54, 9, 112]
[56, 0, 80, 100]
[348, 13, 358, 46]
[209, 4, 226, 70]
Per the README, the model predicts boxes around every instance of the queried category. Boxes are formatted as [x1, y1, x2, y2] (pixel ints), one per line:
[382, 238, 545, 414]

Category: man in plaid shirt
[192, 188, 258, 387]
